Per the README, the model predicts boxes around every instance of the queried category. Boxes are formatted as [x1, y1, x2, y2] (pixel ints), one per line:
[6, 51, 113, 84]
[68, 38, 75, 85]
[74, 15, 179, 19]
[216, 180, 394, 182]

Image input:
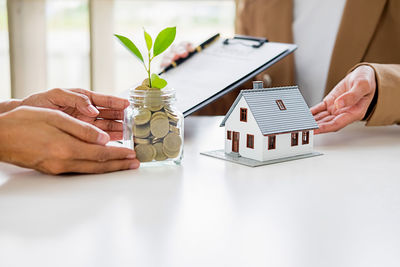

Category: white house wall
[224, 97, 264, 160]
[262, 130, 314, 161]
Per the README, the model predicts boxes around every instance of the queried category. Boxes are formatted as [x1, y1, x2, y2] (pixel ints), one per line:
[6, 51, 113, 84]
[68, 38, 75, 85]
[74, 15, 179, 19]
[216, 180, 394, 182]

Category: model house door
[232, 132, 239, 153]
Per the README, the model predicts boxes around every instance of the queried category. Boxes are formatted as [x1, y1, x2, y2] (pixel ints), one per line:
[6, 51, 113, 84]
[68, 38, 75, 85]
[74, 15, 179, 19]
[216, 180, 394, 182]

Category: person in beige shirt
[165, 0, 400, 134]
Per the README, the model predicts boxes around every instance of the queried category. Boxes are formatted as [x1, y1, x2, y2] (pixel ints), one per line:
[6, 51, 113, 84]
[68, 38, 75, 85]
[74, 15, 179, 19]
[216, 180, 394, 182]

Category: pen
[160, 33, 220, 75]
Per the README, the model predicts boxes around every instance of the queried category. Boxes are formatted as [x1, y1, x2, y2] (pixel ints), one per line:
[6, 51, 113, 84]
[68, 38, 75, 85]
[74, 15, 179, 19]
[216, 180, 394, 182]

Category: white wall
[224, 97, 264, 160]
[262, 130, 314, 161]
[2, 0, 235, 99]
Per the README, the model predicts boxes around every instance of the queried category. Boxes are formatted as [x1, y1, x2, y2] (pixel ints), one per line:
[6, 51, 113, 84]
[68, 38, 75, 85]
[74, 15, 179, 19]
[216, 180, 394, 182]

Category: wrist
[362, 67, 378, 121]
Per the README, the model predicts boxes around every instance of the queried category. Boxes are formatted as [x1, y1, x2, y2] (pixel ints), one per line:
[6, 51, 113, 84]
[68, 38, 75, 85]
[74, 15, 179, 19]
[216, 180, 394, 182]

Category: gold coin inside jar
[135, 144, 156, 162]
[150, 117, 170, 138]
[134, 137, 150, 145]
[163, 132, 182, 158]
[134, 108, 151, 125]
[169, 124, 180, 135]
[135, 85, 150, 91]
[142, 78, 150, 87]
[148, 104, 164, 112]
[133, 123, 150, 138]
[151, 111, 168, 120]
[153, 142, 168, 161]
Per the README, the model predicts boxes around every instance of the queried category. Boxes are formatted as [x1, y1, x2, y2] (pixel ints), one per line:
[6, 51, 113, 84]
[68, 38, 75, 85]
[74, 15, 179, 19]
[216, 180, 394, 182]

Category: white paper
[160, 39, 294, 114]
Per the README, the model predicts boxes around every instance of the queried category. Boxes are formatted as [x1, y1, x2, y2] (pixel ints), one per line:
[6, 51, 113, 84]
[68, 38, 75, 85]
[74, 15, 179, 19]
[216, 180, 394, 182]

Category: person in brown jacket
[164, 0, 400, 134]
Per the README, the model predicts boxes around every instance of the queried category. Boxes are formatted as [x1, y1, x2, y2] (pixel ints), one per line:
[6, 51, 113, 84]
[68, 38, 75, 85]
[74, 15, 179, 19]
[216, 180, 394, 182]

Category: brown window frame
[276, 100, 287, 111]
[291, 132, 299, 146]
[302, 131, 310, 145]
[227, 130, 232, 140]
[240, 108, 248, 122]
[268, 135, 276, 150]
[246, 134, 254, 149]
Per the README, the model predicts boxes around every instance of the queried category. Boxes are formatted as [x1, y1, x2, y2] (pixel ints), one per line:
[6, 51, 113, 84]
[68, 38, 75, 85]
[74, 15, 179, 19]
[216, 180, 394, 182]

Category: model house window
[276, 100, 286, 110]
[291, 132, 299, 146]
[227, 131, 232, 140]
[240, 108, 248, 122]
[302, 131, 310, 145]
[246, 134, 254, 149]
[268, 135, 276, 150]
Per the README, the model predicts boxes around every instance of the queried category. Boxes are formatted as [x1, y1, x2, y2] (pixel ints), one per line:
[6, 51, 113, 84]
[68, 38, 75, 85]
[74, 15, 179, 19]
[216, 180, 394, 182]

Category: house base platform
[200, 150, 323, 167]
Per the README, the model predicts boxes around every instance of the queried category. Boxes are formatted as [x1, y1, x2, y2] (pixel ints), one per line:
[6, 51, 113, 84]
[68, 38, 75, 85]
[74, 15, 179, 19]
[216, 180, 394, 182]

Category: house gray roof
[220, 86, 318, 135]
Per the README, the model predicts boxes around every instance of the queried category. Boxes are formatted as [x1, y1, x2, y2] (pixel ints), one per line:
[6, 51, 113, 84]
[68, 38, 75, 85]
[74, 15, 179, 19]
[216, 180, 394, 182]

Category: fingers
[332, 66, 375, 110]
[93, 119, 122, 132]
[175, 42, 194, 57]
[161, 42, 193, 67]
[49, 88, 99, 117]
[334, 81, 372, 110]
[44, 158, 140, 174]
[310, 101, 327, 115]
[46, 111, 110, 145]
[70, 88, 129, 110]
[108, 132, 123, 141]
[69, 158, 140, 174]
[186, 42, 195, 52]
[312, 65, 376, 134]
[317, 115, 335, 124]
[71, 142, 136, 161]
[315, 113, 357, 134]
[313, 110, 331, 121]
[92, 120, 123, 141]
[161, 53, 178, 67]
[66, 159, 140, 174]
[98, 109, 124, 120]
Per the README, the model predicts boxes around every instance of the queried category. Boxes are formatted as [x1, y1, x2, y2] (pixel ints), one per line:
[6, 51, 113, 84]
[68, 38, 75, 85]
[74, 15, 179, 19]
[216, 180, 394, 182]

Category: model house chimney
[253, 81, 264, 89]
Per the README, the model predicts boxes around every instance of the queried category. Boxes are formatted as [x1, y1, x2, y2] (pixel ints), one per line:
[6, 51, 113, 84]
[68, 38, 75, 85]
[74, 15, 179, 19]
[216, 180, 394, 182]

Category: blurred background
[0, 0, 235, 101]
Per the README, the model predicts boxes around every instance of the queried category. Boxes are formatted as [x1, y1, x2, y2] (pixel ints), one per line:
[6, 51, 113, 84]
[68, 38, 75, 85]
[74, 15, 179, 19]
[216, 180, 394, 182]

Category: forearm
[0, 99, 22, 114]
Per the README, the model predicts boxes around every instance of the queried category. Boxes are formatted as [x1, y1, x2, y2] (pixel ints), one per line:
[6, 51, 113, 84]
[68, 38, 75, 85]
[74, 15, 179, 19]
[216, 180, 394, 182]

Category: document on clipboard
[160, 34, 297, 116]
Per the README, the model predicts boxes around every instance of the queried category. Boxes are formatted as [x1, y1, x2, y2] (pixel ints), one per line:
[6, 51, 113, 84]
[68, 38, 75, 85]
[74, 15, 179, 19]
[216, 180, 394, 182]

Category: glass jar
[123, 86, 184, 165]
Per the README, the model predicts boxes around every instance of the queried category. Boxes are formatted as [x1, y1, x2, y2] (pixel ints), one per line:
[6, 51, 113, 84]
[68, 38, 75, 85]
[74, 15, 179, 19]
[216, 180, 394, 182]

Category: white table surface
[1, 116, 400, 267]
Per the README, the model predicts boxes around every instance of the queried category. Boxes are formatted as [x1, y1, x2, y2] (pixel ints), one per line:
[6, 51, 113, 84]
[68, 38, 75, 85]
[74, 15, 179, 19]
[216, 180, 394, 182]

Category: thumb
[334, 82, 370, 110]
[49, 88, 99, 117]
[46, 110, 110, 145]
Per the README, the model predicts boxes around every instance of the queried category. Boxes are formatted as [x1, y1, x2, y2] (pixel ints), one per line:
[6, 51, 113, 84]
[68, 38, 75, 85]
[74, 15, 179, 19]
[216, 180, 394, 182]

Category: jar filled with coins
[123, 81, 184, 165]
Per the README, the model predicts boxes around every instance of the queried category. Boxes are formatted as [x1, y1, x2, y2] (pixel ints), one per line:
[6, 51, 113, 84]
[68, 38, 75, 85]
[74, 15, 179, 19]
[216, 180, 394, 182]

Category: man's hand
[21, 88, 129, 140]
[311, 65, 376, 134]
[0, 106, 140, 174]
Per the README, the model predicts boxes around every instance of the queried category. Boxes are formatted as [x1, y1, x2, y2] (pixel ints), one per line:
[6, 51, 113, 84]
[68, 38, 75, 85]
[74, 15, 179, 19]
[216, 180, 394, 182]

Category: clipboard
[159, 34, 297, 117]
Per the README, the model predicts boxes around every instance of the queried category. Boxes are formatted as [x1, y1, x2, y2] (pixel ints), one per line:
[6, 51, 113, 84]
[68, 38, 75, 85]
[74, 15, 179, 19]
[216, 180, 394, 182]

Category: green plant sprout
[114, 27, 176, 89]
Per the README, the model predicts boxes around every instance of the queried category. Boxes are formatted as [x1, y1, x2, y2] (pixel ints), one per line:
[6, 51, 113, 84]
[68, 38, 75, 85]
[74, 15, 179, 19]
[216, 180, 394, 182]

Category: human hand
[160, 42, 194, 68]
[0, 106, 140, 174]
[311, 65, 376, 134]
[21, 88, 129, 140]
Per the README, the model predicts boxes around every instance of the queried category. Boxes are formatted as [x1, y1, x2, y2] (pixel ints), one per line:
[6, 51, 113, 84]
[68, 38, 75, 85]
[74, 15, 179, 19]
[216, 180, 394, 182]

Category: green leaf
[143, 30, 153, 51]
[151, 73, 168, 89]
[114, 34, 144, 63]
[153, 27, 176, 57]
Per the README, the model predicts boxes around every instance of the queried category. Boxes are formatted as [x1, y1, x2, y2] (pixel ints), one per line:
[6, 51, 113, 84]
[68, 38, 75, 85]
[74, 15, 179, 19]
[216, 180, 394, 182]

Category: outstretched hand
[311, 65, 376, 134]
[21, 88, 129, 140]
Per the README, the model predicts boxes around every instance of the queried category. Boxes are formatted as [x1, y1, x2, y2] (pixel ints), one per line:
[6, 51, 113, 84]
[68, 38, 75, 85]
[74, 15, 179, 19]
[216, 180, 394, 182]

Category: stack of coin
[131, 84, 182, 163]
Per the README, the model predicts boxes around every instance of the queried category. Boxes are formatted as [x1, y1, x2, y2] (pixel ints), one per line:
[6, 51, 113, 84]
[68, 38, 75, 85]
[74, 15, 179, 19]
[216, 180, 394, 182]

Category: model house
[220, 82, 318, 162]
